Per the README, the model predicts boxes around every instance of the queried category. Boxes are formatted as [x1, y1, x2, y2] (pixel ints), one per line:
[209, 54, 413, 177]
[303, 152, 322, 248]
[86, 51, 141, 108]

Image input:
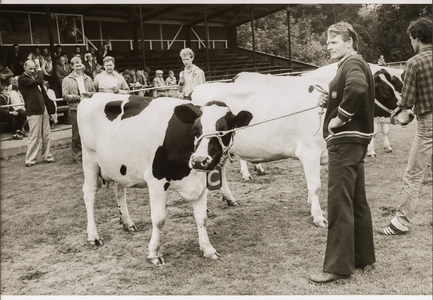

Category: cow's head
[374, 69, 414, 126]
[175, 101, 252, 171]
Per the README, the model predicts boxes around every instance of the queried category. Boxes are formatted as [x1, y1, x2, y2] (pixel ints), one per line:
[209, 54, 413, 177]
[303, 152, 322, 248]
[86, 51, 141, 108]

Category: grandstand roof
[1, 3, 291, 27]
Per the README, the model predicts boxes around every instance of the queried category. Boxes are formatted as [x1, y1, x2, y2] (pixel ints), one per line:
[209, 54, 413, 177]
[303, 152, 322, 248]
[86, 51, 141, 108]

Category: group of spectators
[1, 44, 205, 166]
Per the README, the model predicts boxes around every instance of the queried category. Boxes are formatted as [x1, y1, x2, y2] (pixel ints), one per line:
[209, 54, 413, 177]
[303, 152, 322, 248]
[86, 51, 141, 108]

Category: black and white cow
[77, 93, 252, 265]
[191, 68, 414, 228]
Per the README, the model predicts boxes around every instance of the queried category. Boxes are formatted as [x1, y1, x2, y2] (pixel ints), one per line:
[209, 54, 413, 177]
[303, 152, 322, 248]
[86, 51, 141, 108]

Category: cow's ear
[234, 110, 253, 128]
[175, 103, 202, 124]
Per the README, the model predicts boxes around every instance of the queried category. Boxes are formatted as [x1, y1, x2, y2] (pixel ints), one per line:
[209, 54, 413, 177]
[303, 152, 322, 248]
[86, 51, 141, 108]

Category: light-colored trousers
[392, 112, 432, 230]
[25, 108, 54, 164]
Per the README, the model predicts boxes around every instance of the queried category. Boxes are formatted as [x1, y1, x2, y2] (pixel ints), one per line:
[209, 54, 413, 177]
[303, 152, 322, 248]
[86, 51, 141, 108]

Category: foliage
[237, 4, 432, 66]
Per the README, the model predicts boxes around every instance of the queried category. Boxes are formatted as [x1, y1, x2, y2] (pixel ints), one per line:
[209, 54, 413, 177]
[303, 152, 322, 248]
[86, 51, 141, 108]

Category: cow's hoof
[223, 196, 239, 206]
[242, 175, 253, 180]
[367, 153, 377, 158]
[254, 166, 266, 176]
[313, 218, 328, 228]
[205, 251, 222, 260]
[384, 146, 393, 153]
[88, 239, 104, 247]
[123, 224, 138, 232]
[148, 256, 165, 266]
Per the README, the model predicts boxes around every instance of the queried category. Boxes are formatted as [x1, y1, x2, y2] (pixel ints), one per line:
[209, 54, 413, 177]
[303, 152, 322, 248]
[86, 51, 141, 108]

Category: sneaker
[382, 222, 407, 235]
[12, 134, 23, 140]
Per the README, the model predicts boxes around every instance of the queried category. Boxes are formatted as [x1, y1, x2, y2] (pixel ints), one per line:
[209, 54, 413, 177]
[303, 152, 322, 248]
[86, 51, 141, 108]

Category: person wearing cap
[152, 70, 169, 98]
[62, 56, 95, 163]
[178, 48, 205, 99]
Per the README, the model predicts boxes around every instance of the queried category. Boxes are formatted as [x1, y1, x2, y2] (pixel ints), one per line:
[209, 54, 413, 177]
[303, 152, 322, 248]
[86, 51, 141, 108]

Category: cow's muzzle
[190, 154, 213, 171]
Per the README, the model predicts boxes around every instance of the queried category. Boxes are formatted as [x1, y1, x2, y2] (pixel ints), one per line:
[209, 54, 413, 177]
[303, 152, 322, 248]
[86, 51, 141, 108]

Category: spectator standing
[18, 60, 56, 167]
[92, 64, 103, 80]
[135, 69, 151, 96]
[378, 55, 386, 66]
[178, 48, 205, 99]
[0, 61, 14, 88]
[55, 56, 71, 92]
[62, 56, 95, 163]
[98, 40, 114, 65]
[6, 44, 24, 76]
[0, 85, 24, 140]
[93, 56, 129, 93]
[382, 17, 432, 235]
[152, 70, 169, 98]
[310, 22, 376, 284]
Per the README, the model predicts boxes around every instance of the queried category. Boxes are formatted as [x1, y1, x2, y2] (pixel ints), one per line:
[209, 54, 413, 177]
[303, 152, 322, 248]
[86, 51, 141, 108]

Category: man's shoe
[12, 134, 23, 140]
[44, 160, 56, 163]
[355, 264, 375, 272]
[382, 223, 407, 235]
[310, 272, 350, 283]
[25, 163, 35, 167]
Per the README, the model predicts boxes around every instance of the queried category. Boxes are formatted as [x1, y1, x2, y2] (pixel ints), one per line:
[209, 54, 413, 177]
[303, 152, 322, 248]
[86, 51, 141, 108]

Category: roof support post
[286, 5, 292, 69]
[203, 4, 210, 76]
[45, 5, 57, 93]
[250, 4, 256, 70]
[138, 4, 147, 69]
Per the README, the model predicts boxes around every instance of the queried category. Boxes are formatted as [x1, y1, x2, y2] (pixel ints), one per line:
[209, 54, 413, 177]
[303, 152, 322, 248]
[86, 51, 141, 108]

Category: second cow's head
[175, 101, 253, 171]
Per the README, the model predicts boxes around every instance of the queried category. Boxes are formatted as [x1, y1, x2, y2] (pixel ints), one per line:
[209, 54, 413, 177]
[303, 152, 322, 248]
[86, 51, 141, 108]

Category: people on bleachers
[165, 70, 177, 86]
[83, 52, 98, 79]
[93, 56, 129, 93]
[62, 56, 95, 163]
[135, 68, 152, 96]
[178, 48, 205, 99]
[6, 44, 25, 76]
[152, 70, 169, 98]
[27, 46, 43, 69]
[0, 85, 25, 140]
[0, 61, 14, 88]
[41, 53, 54, 84]
[93, 64, 103, 79]
[54, 45, 68, 64]
[70, 46, 83, 61]
[8, 77, 27, 135]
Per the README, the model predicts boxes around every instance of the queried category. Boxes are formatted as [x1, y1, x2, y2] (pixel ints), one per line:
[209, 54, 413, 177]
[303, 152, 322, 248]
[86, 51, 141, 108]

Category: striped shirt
[401, 46, 432, 116]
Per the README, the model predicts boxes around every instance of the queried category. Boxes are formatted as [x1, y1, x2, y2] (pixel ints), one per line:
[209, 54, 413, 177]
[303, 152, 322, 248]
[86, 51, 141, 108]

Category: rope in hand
[309, 84, 328, 136]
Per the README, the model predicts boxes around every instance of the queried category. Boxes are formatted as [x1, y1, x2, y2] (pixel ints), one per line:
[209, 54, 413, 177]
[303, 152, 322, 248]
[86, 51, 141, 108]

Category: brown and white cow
[78, 93, 251, 265]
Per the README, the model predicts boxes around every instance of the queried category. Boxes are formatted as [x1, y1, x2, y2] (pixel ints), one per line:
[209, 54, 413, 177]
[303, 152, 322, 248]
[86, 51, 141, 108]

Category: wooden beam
[186, 5, 242, 27]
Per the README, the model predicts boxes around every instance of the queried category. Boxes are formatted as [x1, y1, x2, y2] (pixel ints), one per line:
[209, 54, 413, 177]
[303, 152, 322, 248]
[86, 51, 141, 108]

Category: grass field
[0, 120, 431, 296]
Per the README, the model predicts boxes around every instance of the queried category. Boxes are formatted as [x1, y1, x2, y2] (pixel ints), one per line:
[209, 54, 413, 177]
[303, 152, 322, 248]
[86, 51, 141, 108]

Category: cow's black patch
[164, 182, 170, 191]
[152, 108, 199, 181]
[121, 96, 154, 120]
[120, 165, 127, 175]
[104, 101, 123, 121]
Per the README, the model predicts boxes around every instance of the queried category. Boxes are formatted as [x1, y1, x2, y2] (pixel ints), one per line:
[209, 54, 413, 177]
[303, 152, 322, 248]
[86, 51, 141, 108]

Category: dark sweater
[323, 54, 375, 146]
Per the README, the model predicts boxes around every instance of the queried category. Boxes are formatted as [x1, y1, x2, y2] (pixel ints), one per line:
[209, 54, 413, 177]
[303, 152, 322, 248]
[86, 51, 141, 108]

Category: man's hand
[318, 93, 328, 108]
[328, 117, 346, 135]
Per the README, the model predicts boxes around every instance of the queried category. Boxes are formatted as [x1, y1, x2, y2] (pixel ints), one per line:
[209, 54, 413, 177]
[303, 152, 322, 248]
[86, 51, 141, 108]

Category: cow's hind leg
[296, 147, 327, 228]
[113, 182, 137, 232]
[221, 158, 239, 206]
[82, 150, 103, 246]
[146, 180, 167, 266]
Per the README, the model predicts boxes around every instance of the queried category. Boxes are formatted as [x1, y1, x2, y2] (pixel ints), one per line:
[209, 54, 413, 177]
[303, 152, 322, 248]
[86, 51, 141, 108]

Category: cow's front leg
[380, 121, 392, 152]
[192, 189, 221, 260]
[367, 120, 378, 157]
[147, 182, 167, 266]
[113, 182, 137, 232]
[221, 159, 239, 206]
[296, 148, 327, 228]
